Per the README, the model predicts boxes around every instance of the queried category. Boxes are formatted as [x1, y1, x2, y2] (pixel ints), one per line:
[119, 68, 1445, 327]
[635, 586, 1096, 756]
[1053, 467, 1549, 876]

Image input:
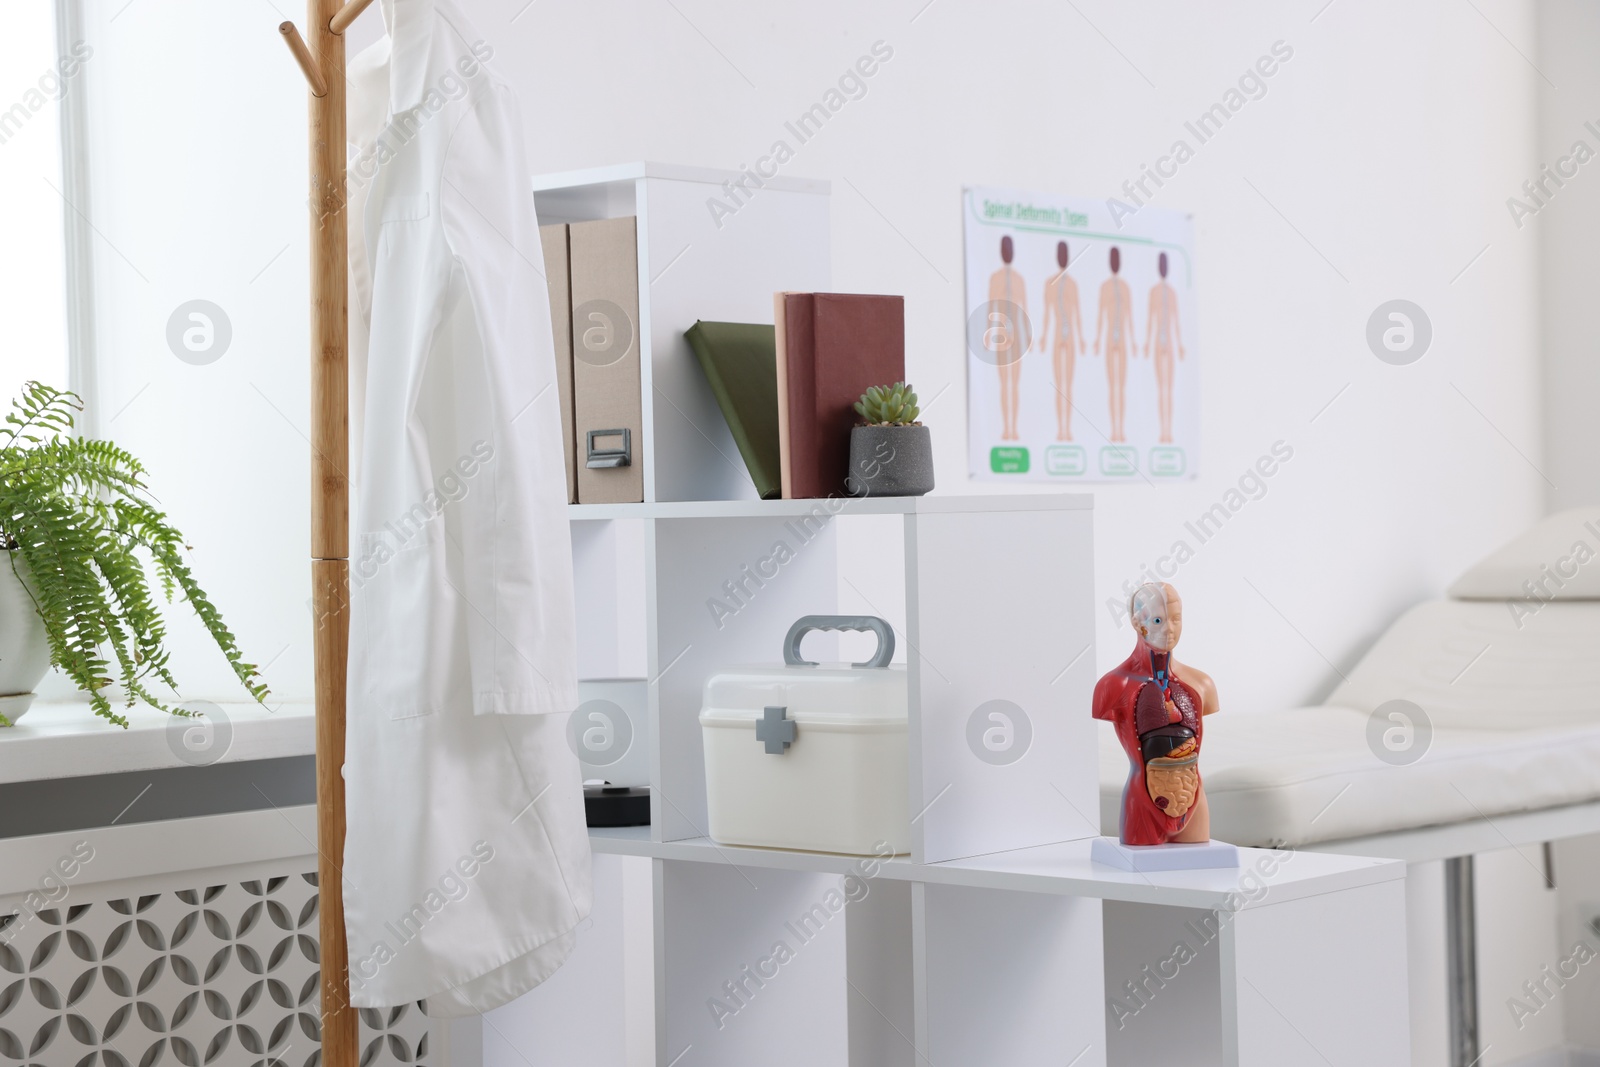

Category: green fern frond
[1, 382, 269, 726]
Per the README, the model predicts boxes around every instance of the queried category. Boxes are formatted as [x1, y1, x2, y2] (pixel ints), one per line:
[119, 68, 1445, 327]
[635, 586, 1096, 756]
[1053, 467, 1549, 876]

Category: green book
[685, 321, 782, 500]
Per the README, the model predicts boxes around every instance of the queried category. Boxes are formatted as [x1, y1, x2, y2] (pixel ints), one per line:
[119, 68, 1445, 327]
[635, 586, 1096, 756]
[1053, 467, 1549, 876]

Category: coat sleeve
[436, 84, 579, 716]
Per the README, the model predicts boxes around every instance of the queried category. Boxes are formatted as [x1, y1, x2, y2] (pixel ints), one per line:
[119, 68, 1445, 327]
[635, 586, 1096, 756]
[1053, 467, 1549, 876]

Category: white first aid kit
[700, 615, 909, 855]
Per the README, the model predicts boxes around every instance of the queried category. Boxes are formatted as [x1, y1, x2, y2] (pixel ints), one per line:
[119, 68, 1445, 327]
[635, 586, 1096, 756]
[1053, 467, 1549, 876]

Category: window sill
[0, 700, 315, 786]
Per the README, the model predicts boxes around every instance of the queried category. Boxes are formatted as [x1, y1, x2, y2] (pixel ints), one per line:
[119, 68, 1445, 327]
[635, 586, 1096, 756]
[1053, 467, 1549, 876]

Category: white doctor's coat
[342, 0, 590, 1015]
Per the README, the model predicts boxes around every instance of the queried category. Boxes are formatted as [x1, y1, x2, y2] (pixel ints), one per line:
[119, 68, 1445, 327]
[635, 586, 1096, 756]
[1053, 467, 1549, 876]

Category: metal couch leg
[1445, 855, 1479, 1067]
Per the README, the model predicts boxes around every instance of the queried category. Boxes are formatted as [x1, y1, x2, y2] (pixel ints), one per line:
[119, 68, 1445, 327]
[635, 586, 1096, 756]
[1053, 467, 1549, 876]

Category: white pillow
[1448, 507, 1600, 600]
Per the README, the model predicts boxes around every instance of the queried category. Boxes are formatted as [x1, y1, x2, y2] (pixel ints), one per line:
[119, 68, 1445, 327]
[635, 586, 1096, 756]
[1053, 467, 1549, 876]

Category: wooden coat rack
[277, 0, 375, 1063]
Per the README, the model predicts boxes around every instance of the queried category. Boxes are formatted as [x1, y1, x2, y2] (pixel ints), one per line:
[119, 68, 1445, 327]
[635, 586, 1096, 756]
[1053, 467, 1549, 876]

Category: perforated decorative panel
[0, 871, 436, 1067]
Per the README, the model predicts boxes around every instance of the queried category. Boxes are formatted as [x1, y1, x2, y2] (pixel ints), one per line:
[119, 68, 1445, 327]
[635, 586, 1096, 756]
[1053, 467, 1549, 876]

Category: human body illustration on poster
[963, 186, 1199, 481]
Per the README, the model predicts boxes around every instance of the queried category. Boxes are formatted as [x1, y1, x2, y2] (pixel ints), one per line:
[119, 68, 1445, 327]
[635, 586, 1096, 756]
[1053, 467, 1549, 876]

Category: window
[0, 3, 75, 407]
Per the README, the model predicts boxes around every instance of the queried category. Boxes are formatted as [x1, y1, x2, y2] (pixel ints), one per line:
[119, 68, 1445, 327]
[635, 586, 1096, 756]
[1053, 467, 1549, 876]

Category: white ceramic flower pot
[0, 551, 52, 724]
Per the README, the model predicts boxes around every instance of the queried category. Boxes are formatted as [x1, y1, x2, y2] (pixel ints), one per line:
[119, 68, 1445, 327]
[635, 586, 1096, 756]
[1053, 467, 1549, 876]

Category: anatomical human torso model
[1093, 583, 1219, 846]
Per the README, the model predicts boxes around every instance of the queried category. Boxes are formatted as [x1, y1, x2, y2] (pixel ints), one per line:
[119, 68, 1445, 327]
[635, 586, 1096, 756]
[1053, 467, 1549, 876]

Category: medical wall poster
[963, 186, 1199, 482]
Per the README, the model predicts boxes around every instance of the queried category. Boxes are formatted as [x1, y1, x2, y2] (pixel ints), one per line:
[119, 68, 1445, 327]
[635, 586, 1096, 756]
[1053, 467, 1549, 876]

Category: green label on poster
[1099, 446, 1138, 476]
[990, 447, 1030, 474]
[1045, 445, 1086, 476]
[1149, 447, 1186, 476]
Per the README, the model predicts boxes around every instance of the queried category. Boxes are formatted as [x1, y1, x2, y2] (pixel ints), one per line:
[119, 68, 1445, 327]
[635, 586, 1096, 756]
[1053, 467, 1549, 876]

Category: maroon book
[776, 292, 906, 499]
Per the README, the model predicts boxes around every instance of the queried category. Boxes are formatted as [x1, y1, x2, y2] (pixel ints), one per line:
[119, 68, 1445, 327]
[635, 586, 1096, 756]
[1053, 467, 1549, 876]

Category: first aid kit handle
[783, 615, 896, 669]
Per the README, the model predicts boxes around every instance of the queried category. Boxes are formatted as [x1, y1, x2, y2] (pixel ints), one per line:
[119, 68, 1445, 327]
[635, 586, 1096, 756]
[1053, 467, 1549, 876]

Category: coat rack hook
[279, 21, 329, 97]
[329, 0, 377, 36]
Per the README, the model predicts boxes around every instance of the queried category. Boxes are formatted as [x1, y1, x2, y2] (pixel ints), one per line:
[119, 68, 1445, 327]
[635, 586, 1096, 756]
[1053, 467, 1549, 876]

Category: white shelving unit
[532, 161, 831, 504]
[491, 164, 1412, 1067]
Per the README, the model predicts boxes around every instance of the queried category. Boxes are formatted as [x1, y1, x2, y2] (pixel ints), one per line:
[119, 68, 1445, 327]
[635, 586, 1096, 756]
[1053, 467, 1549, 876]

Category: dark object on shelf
[846, 424, 934, 497]
[684, 321, 782, 499]
[584, 784, 650, 827]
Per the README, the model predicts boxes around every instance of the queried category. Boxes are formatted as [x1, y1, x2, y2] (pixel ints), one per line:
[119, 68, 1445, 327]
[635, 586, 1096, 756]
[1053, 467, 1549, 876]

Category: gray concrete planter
[0, 551, 51, 724]
[846, 424, 935, 497]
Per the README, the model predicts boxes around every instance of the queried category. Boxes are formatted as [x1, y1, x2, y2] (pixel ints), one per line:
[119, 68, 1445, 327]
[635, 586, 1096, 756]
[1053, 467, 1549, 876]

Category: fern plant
[853, 381, 921, 426]
[0, 382, 267, 726]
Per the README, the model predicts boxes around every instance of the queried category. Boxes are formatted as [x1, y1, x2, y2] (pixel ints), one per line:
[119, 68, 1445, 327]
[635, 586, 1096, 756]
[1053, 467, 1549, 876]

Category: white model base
[1091, 836, 1241, 872]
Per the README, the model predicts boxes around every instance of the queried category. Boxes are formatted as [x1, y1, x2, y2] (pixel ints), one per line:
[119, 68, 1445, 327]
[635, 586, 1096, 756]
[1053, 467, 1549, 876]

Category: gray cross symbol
[756, 706, 796, 754]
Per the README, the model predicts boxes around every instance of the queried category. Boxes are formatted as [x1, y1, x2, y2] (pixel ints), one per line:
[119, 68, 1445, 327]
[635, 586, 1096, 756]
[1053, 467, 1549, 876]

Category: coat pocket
[355, 533, 435, 720]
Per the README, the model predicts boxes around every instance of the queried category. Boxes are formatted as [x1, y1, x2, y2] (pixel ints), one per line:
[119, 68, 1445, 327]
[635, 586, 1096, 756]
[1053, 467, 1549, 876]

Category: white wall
[1537, 0, 1600, 513]
[1476, 846, 1570, 1063]
[1555, 834, 1600, 1052]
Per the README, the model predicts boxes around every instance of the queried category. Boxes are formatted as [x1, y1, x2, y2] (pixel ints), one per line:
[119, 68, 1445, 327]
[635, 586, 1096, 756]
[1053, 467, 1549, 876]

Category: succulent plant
[854, 382, 921, 426]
